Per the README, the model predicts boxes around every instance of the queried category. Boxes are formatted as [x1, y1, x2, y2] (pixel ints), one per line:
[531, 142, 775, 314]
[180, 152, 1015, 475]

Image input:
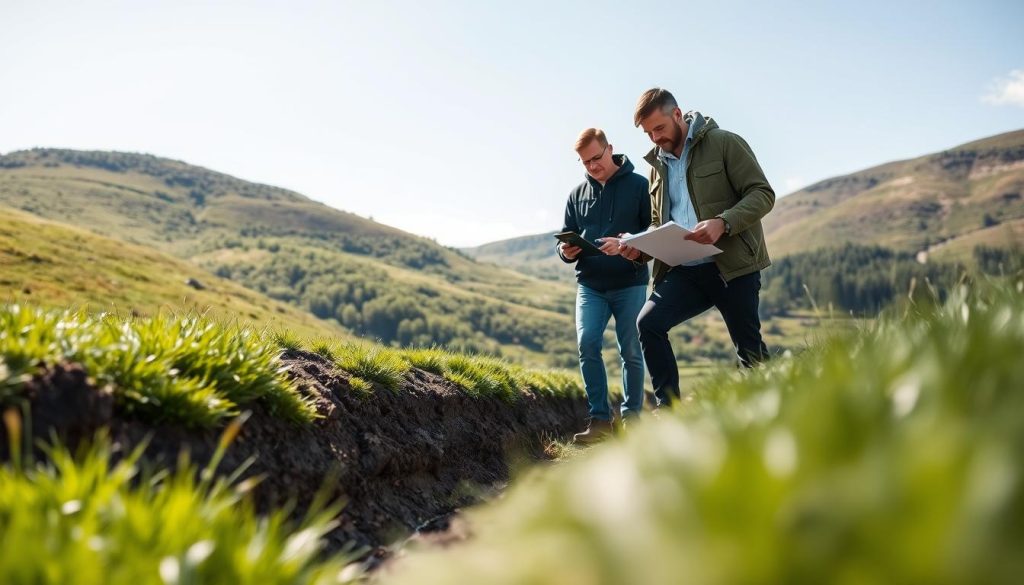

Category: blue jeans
[575, 283, 648, 421]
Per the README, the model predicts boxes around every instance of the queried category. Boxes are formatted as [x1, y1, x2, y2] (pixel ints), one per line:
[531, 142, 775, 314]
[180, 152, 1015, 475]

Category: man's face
[639, 107, 684, 154]
[576, 141, 614, 182]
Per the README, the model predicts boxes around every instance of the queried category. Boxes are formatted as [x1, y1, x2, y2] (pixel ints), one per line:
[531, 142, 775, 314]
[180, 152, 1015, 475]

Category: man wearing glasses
[608, 88, 774, 409]
[558, 128, 651, 443]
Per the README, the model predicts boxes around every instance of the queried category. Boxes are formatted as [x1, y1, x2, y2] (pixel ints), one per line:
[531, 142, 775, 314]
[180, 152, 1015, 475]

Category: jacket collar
[585, 153, 635, 187]
[643, 111, 715, 170]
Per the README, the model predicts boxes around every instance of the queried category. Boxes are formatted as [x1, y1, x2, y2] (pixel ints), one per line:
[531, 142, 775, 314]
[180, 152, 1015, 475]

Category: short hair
[633, 88, 678, 127]
[574, 128, 608, 151]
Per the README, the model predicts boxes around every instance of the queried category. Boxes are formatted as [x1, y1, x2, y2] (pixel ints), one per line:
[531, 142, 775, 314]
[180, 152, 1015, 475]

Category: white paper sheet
[620, 221, 722, 266]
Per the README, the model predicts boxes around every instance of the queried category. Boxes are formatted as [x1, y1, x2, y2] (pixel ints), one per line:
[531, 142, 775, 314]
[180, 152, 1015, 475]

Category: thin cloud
[982, 69, 1024, 108]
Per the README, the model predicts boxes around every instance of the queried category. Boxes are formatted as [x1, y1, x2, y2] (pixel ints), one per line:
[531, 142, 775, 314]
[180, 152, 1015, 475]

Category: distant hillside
[0, 149, 429, 256]
[0, 204, 347, 341]
[461, 231, 572, 282]
[0, 149, 578, 366]
[469, 129, 1024, 268]
[764, 129, 1024, 258]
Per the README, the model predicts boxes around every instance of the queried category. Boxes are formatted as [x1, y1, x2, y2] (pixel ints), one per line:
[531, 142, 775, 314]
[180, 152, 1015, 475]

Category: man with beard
[605, 88, 774, 408]
[558, 128, 651, 443]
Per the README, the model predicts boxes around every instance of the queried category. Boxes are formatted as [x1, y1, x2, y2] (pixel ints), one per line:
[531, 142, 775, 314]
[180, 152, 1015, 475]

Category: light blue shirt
[658, 121, 713, 266]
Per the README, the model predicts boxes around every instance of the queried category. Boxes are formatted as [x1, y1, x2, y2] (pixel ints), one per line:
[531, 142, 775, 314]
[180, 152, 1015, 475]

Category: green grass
[0, 205, 349, 342]
[0, 303, 583, 428]
[0, 420, 356, 585]
[333, 344, 411, 391]
[309, 344, 584, 401]
[0, 161, 852, 376]
[400, 347, 583, 401]
[0, 152, 578, 366]
[0, 305, 316, 427]
[382, 279, 1024, 585]
[763, 130, 1024, 259]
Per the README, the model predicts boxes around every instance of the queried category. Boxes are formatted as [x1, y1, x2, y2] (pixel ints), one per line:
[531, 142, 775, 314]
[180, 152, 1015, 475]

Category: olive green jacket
[643, 112, 775, 283]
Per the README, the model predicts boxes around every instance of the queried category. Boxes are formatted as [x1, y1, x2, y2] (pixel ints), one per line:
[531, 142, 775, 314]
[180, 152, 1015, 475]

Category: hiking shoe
[620, 415, 640, 433]
[573, 419, 613, 445]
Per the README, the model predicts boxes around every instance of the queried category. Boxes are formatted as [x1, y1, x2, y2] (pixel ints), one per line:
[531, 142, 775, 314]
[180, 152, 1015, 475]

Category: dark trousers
[637, 263, 768, 407]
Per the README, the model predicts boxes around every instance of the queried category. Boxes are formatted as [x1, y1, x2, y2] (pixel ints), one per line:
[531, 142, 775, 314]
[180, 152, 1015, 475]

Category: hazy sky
[2, 0, 1023, 246]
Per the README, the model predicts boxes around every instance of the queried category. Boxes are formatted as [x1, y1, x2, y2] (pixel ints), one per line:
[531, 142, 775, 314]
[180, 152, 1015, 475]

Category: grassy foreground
[0, 304, 583, 429]
[0, 422, 355, 585]
[0, 305, 317, 426]
[0, 303, 584, 583]
[383, 280, 1024, 585]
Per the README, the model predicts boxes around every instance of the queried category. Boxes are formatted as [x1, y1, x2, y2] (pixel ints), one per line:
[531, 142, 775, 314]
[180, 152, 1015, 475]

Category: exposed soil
[1, 351, 588, 560]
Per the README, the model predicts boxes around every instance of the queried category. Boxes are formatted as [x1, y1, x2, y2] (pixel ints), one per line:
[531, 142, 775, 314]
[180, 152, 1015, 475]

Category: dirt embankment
[2, 350, 588, 557]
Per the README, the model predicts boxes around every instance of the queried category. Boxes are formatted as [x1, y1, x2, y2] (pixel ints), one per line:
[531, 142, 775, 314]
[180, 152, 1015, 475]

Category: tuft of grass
[347, 376, 373, 396]
[309, 338, 338, 362]
[398, 347, 583, 402]
[0, 305, 317, 427]
[512, 367, 585, 400]
[0, 420, 356, 584]
[440, 355, 518, 401]
[332, 344, 410, 391]
[401, 346, 448, 375]
[382, 279, 1024, 585]
[271, 330, 303, 352]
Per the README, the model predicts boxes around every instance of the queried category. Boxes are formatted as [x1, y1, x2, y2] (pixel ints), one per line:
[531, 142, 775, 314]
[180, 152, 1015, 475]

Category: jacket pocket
[692, 161, 733, 204]
[739, 230, 758, 257]
[693, 161, 724, 177]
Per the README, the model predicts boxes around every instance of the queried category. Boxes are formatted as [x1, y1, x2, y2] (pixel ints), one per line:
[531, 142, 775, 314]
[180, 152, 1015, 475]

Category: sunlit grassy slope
[1, 205, 347, 341]
[0, 149, 577, 364]
[461, 231, 571, 283]
[927, 217, 1024, 263]
[763, 129, 1024, 257]
[383, 279, 1024, 585]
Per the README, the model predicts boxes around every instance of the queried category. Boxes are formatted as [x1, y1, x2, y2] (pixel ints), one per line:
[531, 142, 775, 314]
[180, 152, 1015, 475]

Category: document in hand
[620, 221, 722, 266]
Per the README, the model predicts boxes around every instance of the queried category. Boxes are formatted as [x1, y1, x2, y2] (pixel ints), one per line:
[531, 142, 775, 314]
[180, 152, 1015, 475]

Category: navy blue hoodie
[559, 154, 651, 291]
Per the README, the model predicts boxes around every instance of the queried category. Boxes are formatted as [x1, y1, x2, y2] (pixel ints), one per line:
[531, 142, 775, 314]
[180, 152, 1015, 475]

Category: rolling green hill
[763, 128, 1024, 258]
[0, 148, 578, 365]
[461, 231, 572, 282]
[466, 129, 1024, 266]
[0, 204, 348, 341]
[466, 130, 1024, 314]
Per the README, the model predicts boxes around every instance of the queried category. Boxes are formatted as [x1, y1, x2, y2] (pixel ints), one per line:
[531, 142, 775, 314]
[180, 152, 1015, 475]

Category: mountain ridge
[464, 128, 1024, 264]
[0, 148, 579, 365]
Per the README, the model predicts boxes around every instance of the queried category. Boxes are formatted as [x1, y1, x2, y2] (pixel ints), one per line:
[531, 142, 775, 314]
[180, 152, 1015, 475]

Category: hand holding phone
[553, 231, 602, 257]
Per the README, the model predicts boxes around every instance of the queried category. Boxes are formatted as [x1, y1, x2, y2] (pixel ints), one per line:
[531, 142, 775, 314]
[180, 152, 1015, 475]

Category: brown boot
[573, 419, 613, 445]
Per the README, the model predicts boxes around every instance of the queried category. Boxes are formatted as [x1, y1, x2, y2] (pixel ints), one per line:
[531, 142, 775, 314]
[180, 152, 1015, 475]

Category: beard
[659, 121, 684, 153]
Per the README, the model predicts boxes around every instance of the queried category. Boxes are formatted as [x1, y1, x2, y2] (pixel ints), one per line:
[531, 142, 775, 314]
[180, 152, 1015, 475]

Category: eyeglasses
[579, 145, 609, 167]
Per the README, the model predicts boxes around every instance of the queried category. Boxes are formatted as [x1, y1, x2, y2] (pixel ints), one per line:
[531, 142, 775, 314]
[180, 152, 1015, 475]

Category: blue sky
[2, 0, 1022, 246]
